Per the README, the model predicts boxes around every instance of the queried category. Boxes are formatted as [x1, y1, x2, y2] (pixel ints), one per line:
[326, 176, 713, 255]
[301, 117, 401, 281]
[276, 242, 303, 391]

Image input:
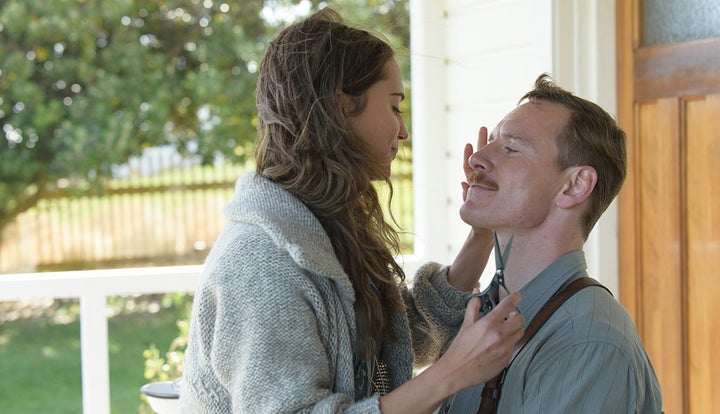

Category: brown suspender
[476, 277, 610, 414]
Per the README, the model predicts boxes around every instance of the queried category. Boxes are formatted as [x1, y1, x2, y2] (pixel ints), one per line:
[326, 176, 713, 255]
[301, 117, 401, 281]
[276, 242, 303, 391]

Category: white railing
[0, 265, 203, 414]
[0, 257, 425, 414]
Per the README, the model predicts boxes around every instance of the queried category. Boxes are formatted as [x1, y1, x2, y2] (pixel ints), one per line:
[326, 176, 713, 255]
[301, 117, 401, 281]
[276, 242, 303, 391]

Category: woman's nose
[398, 120, 409, 140]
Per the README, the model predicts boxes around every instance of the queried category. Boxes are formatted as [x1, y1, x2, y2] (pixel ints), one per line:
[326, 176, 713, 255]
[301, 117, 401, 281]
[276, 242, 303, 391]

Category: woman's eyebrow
[391, 92, 406, 101]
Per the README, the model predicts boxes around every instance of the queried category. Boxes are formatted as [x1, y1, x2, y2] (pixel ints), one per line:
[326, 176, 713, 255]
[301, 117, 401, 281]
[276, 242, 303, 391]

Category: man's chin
[458, 202, 472, 222]
[459, 202, 484, 226]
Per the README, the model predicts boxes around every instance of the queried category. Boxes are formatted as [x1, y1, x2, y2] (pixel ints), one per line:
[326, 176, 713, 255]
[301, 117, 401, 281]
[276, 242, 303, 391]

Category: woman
[179, 8, 523, 413]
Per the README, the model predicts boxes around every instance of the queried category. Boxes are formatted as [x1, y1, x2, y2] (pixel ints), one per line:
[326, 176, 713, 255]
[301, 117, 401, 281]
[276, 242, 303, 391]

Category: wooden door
[616, 1, 720, 413]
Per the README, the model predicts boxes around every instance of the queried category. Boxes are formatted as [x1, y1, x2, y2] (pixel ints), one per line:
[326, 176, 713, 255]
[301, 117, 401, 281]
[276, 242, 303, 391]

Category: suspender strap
[476, 277, 610, 414]
[520, 277, 609, 347]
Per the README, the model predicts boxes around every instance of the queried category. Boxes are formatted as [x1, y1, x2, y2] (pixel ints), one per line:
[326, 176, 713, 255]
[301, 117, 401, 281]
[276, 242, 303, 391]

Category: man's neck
[496, 229, 585, 294]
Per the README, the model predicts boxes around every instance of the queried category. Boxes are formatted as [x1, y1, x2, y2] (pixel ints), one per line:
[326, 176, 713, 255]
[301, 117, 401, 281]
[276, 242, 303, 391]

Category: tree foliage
[0, 0, 409, 229]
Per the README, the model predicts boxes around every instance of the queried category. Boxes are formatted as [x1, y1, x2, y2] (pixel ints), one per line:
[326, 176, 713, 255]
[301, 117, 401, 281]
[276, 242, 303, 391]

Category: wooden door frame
[616, 0, 720, 324]
[616, 0, 640, 323]
[616, 1, 720, 412]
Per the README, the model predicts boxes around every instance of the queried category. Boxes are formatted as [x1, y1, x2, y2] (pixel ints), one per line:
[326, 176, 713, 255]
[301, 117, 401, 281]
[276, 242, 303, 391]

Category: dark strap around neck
[520, 277, 609, 347]
[476, 277, 610, 414]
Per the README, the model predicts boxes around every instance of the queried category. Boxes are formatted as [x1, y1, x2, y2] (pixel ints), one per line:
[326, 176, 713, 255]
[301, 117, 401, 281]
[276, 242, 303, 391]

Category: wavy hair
[254, 8, 405, 361]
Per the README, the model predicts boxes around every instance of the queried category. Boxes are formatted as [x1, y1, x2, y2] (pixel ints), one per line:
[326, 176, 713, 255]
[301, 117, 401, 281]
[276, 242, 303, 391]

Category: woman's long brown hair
[254, 8, 406, 361]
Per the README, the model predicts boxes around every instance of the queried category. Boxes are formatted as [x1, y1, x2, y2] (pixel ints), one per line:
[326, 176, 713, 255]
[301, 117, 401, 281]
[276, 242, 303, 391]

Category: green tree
[0, 0, 411, 232]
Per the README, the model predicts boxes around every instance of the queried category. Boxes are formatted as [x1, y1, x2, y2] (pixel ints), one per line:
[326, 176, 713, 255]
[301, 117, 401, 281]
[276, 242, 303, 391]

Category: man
[442, 74, 662, 413]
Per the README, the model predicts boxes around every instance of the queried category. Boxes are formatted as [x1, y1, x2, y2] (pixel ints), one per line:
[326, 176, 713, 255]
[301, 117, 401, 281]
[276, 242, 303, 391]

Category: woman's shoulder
[203, 221, 298, 284]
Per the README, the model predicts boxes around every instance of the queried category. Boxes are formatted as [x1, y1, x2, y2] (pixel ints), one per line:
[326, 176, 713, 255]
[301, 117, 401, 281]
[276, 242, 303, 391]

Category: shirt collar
[515, 250, 588, 329]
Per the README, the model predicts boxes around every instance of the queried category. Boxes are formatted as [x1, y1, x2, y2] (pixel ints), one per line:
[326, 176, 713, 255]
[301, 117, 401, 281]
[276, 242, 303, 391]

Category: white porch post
[409, 0, 450, 262]
[80, 294, 111, 414]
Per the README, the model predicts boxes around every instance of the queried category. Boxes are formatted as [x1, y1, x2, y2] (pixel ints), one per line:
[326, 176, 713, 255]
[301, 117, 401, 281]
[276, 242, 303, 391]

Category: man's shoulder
[503, 277, 662, 413]
[548, 285, 644, 351]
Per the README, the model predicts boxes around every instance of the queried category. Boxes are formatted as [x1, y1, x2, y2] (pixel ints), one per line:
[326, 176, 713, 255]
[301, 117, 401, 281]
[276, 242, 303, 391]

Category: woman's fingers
[477, 126, 489, 148]
[488, 292, 522, 321]
[463, 293, 482, 326]
[486, 293, 524, 338]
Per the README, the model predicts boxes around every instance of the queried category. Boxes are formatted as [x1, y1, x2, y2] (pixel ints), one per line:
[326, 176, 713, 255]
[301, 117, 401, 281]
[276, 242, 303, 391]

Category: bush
[142, 294, 191, 384]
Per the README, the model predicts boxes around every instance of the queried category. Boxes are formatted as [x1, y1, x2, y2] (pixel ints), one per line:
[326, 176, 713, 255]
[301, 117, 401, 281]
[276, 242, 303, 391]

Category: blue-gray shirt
[441, 250, 663, 414]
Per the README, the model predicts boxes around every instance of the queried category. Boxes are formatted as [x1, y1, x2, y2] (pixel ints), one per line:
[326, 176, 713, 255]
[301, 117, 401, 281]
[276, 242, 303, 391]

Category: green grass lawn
[0, 298, 187, 414]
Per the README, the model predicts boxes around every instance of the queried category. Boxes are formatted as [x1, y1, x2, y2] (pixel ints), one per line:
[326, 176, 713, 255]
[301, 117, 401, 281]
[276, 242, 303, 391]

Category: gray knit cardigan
[179, 173, 469, 413]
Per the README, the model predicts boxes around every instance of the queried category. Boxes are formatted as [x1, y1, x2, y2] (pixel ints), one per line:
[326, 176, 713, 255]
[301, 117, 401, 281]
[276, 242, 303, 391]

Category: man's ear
[556, 166, 597, 209]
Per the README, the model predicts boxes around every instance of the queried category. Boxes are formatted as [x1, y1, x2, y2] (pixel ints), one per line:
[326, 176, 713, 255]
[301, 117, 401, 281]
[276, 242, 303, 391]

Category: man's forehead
[490, 101, 569, 140]
[488, 112, 519, 141]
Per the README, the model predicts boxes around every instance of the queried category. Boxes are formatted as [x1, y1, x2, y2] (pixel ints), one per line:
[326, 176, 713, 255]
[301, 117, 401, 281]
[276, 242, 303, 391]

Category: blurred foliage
[0, 0, 410, 233]
[142, 292, 192, 384]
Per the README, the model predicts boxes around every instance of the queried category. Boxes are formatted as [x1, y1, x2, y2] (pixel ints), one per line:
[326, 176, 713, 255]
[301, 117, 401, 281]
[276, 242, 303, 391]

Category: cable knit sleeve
[402, 262, 468, 368]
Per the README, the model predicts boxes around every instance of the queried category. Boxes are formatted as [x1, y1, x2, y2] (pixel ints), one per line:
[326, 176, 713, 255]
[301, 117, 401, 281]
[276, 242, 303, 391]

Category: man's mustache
[467, 172, 499, 191]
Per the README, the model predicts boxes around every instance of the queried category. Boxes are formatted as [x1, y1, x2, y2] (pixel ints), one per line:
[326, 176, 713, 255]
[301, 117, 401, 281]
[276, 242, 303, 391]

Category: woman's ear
[556, 166, 597, 209]
[338, 91, 353, 114]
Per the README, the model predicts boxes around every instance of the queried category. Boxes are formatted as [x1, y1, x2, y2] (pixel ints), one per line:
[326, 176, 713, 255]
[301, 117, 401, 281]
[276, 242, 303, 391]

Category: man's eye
[504, 146, 518, 154]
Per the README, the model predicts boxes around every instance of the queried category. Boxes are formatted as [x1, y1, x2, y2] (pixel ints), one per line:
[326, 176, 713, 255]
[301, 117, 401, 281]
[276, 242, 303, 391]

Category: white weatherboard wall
[409, 0, 619, 293]
[553, 0, 619, 295]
